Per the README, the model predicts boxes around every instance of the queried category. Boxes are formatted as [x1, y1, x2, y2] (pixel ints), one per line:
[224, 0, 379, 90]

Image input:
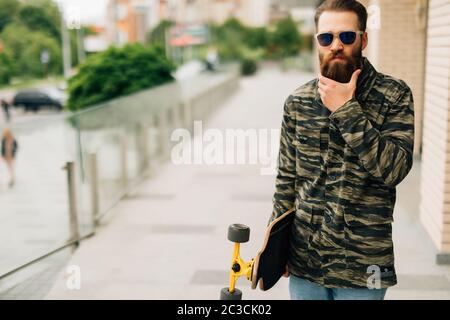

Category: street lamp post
[77, 28, 86, 63]
[58, 2, 72, 79]
[58, 2, 84, 78]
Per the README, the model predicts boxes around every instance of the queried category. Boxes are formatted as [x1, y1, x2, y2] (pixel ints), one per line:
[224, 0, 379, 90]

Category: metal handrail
[0, 67, 240, 283]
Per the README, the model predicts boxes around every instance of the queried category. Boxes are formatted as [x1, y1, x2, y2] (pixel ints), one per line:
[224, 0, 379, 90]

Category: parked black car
[12, 89, 64, 112]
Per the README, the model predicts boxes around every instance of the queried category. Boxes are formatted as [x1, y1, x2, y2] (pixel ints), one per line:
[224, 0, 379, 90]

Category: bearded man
[269, 0, 414, 300]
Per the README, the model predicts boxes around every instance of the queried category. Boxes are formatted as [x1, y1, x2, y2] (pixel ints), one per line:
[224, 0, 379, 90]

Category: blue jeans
[289, 274, 387, 300]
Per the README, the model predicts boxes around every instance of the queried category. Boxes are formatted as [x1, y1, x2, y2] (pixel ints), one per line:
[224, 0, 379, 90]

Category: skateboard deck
[251, 207, 295, 291]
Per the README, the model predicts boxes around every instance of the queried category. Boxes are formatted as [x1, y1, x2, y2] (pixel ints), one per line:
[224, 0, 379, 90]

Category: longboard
[251, 207, 296, 291]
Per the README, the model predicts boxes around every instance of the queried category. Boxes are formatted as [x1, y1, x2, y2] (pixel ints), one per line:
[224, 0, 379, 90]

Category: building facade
[107, 0, 273, 47]
[107, 0, 160, 45]
[357, 0, 450, 262]
[420, 0, 450, 262]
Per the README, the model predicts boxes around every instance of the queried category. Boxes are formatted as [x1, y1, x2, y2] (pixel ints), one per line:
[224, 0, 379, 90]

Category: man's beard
[319, 46, 363, 83]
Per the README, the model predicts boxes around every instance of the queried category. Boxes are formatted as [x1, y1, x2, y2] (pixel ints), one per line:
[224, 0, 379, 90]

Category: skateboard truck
[220, 207, 295, 300]
[220, 224, 253, 300]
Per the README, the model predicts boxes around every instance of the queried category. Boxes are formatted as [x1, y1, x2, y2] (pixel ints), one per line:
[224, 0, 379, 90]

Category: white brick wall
[420, 0, 450, 253]
[366, 0, 427, 156]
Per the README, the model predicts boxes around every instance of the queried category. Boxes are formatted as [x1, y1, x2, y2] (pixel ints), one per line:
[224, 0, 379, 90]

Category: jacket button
[325, 215, 331, 224]
[329, 174, 337, 181]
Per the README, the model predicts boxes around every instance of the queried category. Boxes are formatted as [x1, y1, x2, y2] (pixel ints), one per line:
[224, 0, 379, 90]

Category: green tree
[0, 0, 20, 33]
[67, 44, 176, 110]
[0, 51, 12, 84]
[0, 0, 63, 79]
[23, 32, 62, 76]
[220, 17, 246, 35]
[268, 16, 302, 58]
[17, 1, 61, 40]
[211, 18, 247, 61]
[245, 27, 268, 49]
[1, 22, 62, 77]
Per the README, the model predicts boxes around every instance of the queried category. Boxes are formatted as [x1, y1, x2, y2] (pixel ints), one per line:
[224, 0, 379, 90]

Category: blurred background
[0, 0, 449, 300]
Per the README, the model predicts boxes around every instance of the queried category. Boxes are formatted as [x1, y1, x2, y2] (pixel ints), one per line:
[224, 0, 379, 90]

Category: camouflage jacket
[270, 57, 414, 289]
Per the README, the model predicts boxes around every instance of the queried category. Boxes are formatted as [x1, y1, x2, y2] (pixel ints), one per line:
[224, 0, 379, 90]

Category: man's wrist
[329, 98, 363, 126]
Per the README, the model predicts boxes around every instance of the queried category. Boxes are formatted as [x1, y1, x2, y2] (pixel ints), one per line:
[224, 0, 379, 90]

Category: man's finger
[349, 69, 362, 85]
[318, 76, 326, 86]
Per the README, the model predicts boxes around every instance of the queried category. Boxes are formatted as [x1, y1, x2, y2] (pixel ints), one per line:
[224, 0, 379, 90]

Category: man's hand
[283, 264, 289, 278]
[318, 69, 362, 113]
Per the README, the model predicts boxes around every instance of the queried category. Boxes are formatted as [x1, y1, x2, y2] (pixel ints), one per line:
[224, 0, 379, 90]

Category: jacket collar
[315, 57, 378, 104]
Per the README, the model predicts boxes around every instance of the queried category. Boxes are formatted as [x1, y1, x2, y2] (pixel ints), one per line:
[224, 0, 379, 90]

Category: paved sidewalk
[45, 65, 450, 300]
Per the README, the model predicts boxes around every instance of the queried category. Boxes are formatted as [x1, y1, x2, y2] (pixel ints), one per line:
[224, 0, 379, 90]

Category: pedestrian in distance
[1, 127, 18, 188]
[1, 98, 11, 123]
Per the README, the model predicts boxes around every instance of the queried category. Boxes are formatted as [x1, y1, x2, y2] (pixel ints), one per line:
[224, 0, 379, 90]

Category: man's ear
[362, 32, 368, 51]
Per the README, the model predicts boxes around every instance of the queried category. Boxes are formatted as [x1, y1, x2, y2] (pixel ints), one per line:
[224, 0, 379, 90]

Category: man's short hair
[315, 0, 368, 32]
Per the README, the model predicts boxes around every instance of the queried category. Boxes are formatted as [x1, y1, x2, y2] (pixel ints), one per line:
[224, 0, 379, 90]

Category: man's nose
[330, 36, 344, 52]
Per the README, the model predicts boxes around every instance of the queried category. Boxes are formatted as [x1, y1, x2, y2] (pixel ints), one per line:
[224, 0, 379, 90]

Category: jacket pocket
[290, 200, 313, 265]
[344, 219, 394, 269]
